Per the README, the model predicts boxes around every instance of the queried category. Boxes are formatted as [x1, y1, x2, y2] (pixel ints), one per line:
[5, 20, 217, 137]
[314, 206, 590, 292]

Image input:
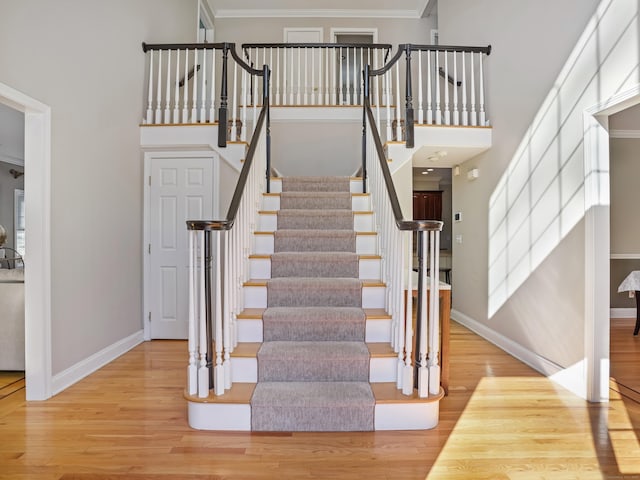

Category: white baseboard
[610, 308, 636, 319]
[51, 330, 144, 396]
[450, 309, 587, 399]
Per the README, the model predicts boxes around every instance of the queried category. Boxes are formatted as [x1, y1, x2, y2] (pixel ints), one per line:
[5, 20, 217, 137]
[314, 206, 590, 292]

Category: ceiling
[207, 0, 435, 19]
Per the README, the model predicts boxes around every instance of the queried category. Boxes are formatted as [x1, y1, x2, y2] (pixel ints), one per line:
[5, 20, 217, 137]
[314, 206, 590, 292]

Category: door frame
[143, 151, 219, 340]
[0, 82, 52, 401]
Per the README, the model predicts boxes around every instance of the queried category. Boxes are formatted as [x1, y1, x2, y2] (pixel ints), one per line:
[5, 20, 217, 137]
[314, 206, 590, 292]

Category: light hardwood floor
[610, 318, 640, 403]
[0, 322, 638, 479]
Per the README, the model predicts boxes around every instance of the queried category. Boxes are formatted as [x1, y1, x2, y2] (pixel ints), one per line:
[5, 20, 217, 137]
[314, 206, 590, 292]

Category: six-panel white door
[148, 155, 215, 339]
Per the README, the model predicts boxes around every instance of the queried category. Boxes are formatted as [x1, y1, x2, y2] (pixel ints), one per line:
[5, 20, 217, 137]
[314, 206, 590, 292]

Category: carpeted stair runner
[250, 176, 375, 431]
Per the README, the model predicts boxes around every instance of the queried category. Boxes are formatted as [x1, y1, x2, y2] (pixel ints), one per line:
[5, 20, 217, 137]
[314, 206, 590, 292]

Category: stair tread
[231, 342, 394, 358]
[238, 308, 391, 320]
[249, 253, 381, 260]
[251, 381, 374, 407]
[244, 278, 385, 287]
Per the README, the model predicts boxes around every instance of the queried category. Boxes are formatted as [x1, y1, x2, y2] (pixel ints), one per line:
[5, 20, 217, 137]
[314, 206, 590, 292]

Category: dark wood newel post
[405, 45, 414, 149]
[361, 64, 370, 194]
[218, 43, 229, 148]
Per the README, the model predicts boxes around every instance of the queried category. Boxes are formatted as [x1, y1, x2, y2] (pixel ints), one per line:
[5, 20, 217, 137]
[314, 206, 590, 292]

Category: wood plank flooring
[610, 317, 640, 403]
[0, 324, 639, 479]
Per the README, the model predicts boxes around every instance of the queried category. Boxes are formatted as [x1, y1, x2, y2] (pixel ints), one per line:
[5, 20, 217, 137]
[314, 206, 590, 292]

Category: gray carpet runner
[250, 176, 375, 432]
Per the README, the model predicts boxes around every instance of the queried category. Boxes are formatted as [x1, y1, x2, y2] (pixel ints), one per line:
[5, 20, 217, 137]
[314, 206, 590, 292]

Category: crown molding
[213, 8, 419, 19]
[610, 129, 640, 138]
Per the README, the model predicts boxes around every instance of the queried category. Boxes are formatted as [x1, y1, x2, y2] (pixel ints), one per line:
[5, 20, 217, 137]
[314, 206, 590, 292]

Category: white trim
[0, 152, 24, 166]
[198, 0, 215, 42]
[610, 129, 640, 138]
[0, 82, 52, 401]
[451, 309, 588, 399]
[610, 253, 640, 259]
[419, 0, 436, 18]
[610, 308, 636, 318]
[331, 27, 379, 44]
[51, 331, 144, 396]
[270, 106, 361, 122]
[213, 9, 417, 19]
[284, 27, 324, 43]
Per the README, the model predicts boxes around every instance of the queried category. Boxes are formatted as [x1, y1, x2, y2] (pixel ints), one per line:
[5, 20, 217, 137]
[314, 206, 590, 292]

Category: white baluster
[428, 230, 441, 396]
[385, 70, 392, 141]
[197, 231, 209, 398]
[241, 68, 247, 142]
[339, 47, 344, 105]
[289, 48, 294, 105]
[155, 50, 163, 123]
[231, 63, 238, 140]
[297, 47, 302, 105]
[435, 50, 441, 125]
[453, 51, 459, 126]
[173, 50, 181, 123]
[417, 231, 429, 398]
[275, 47, 281, 105]
[214, 230, 224, 395]
[462, 51, 468, 126]
[269, 47, 273, 104]
[479, 52, 486, 126]
[329, 48, 335, 105]
[191, 49, 198, 122]
[253, 54, 259, 130]
[395, 63, 401, 141]
[199, 48, 206, 122]
[304, 47, 309, 104]
[311, 48, 315, 105]
[396, 230, 406, 390]
[188, 231, 198, 395]
[426, 50, 433, 124]
[182, 49, 189, 123]
[417, 51, 424, 124]
[470, 51, 477, 126]
[146, 50, 154, 124]
[443, 51, 450, 125]
[402, 230, 414, 396]
[374, 50, 381, 130]
[209, 48, 216, 123]
[164, 50, 172, 124]
[359, 47, 364, 105]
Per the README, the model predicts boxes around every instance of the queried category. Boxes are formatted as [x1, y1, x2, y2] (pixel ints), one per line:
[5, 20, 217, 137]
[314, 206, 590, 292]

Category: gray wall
[610, 137, 640, 308]
[0, 0, 197, 375]
[439, 0, 601, 368]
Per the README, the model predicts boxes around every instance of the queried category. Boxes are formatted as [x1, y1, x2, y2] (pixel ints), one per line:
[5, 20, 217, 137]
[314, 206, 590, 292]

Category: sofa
[0, 268, 25, 371]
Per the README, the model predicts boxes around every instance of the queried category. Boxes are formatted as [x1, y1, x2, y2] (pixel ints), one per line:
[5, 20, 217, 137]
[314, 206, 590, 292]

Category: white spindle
[453, 51, 459, 126]
[199, 49, 206, 122]
[429, 230, 441, 395]
[241, 68, 247, 142]
[470, 51, 477, 126]
[146, 50, 154, 124]
[402, 231, 414, 396]
[385, 69, 392, 140]
[269, 48, 274, 104]
[253, 51, 259, 130]
[289, 48, 294, 105]
[462, 51, 468, 126]
[426, 50, 433, 124]
[231, 63, 238, 140]
[324, 49, 329, 105]
[479, 52, 486, 126]
[209, 48, 216, 123]
[395, 63, 401, 141]
[443, 52, 450, 125]
[359, 47, 364, 105]
[435, 50, 441, 125]
[417, 231, 429, 398]
[223, 231, 232, 389]
[275, 48, 281, 105]
[197, 230, 208, 398]
[155, 50, 163, 123]
[214, 231, 224, 396]
[396, 231, 406, 389]
[339, 48, 344, 105]
[164, 50, 172, 124]
[297, 47, 302, 105]
[173, 50, 181, 123]
[374, 50, 381, 130]
[418, 51, 424, 124]
[182, 49, 189, 123]
[304, 47, 309, 104]
[311, 48, 315, 105]
[191, 49, 198, 122]
[330, 49, 335, 105]
[188, 231, 197, 395]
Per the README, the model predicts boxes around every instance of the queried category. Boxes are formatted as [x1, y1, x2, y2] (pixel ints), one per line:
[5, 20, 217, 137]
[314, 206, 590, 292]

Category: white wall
[0, 0, 198, 376]
[439, 0, 618, 380]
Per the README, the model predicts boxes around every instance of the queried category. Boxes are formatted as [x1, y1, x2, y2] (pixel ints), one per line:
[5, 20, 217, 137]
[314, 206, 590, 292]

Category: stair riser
[262, 195, 370, 212]
[236, 318, 393, 343]
[249, 257, 381, 280]
[253, 233, 377, 255]
[187, 401, 440, 431]
[269, 179, 364, 194]
[258, 212, 374, 232]
[243, 285, 386, 309]
[229, 356, 397, 383]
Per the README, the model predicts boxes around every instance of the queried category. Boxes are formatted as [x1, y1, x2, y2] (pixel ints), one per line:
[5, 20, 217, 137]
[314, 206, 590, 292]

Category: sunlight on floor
[426, 376, 640, 479]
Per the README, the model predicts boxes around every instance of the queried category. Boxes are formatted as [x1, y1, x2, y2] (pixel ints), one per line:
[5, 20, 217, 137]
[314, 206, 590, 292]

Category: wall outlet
[455, 234, 463, 244]
[454, 212, 462, 222]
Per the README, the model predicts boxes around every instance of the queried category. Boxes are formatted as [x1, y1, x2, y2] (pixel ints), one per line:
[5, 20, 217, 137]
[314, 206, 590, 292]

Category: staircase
[186, 175, 444, 431]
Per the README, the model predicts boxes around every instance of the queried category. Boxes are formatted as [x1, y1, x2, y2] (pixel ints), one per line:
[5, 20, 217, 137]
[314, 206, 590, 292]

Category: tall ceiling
[206, 0, 435, 19]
